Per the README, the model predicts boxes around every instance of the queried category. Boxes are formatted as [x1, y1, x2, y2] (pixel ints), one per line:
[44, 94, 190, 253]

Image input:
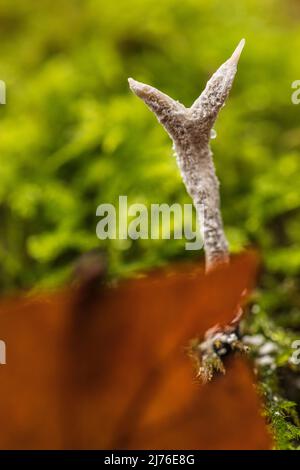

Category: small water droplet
[210, 129, 217, 140]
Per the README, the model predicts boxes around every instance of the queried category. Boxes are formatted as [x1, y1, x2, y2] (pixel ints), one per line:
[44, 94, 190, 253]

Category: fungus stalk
[129, 40, 247, 381]
[129, 39, 245, 272]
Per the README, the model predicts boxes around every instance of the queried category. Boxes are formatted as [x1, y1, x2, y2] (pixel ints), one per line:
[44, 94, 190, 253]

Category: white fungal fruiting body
[129, 39, 245, 271]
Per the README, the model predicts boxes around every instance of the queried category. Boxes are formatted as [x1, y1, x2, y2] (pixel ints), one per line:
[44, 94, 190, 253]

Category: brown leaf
[0, 251, 272, 449]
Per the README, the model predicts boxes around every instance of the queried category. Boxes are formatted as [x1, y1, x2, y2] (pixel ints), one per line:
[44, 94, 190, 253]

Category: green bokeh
[0, 0, 299, 306]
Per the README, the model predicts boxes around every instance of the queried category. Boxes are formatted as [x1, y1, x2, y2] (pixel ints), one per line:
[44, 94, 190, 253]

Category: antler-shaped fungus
[129, 39, 245, 271]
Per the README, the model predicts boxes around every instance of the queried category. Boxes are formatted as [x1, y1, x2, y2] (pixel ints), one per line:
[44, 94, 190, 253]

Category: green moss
[245, 309, 300, 449]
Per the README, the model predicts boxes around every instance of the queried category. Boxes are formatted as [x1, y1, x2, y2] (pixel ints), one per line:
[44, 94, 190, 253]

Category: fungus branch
[129, 38, 245, 271]
[129, 40, 247, 382]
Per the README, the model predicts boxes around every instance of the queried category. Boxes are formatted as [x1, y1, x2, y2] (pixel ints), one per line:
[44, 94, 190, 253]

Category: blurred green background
[0, 0, 299, 307]
[0, 0, 300, 448]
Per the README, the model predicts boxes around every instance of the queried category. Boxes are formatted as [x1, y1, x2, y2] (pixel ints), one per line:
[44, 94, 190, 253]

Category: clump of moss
[245, 305, 300, 450]
[187, 325, 249, 384]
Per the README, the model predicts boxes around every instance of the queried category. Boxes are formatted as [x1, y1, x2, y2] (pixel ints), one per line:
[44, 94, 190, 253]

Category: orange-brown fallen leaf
[0, 251, 272, 449]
